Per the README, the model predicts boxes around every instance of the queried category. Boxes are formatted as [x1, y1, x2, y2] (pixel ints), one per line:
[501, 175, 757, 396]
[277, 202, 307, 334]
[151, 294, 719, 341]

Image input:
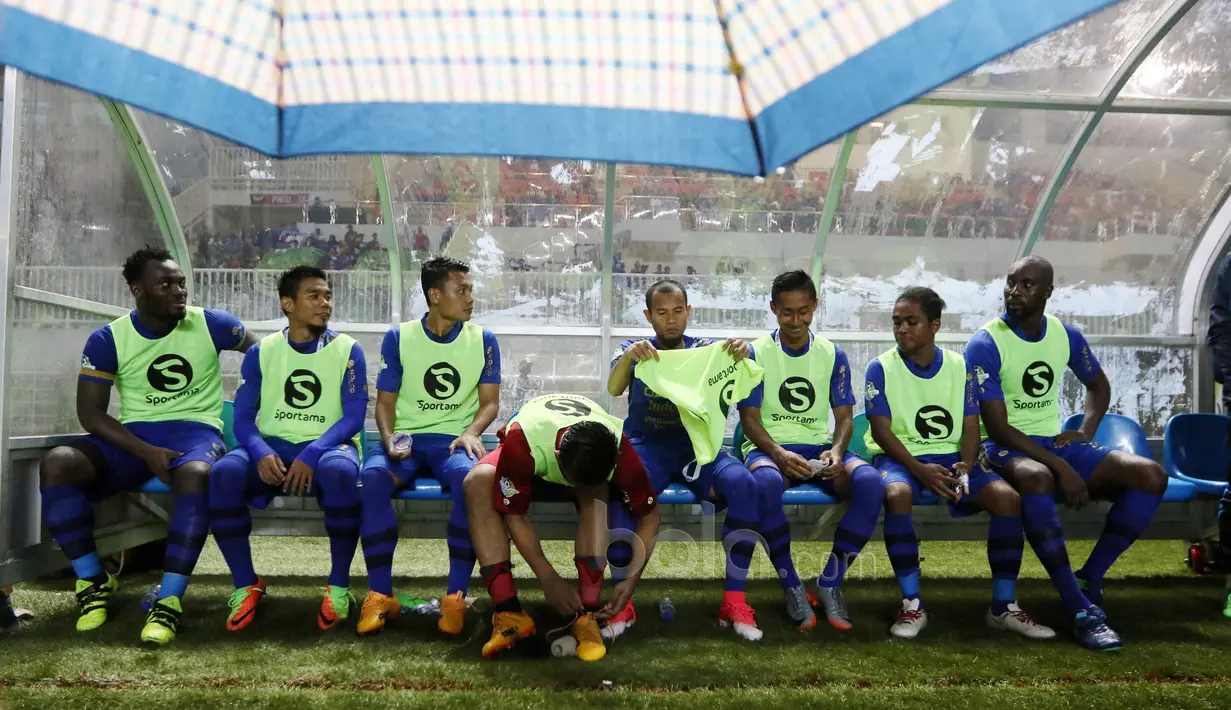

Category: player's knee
[750, 465, 785, 498]
[172, 462, 211, 495]
[463, 464, 496, 504]
[723, 467, 759, 503]
[884, 482, 913, 513]
[849, 465, 886, 504]
[1008, 462, 1053, 495]
[38, 446, 93, 488]
[1135, 459, 1168, 497]
[980, 480, 1021, 517]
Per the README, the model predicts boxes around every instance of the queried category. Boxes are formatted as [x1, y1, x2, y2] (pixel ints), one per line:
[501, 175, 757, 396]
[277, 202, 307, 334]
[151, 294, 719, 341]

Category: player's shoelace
[1008, 608, 1038, 626]
[727, 602, 757, 626]
[896, 608, 925, 624]
[147, 602, 181, 631]
[76, 584, 109, 616]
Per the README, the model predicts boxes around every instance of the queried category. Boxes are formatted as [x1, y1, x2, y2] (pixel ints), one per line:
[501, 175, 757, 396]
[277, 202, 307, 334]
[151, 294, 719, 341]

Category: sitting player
[358, 256, 500, 636]
[464, 394, 661, 661]
[865, 286, 1052, 640]
[208, 266, 368, 632]
[606, 279, 764, 641]
[39, 246, 255, 644]
[967, 256, 1168, 651]
[737, 270, 884, 631]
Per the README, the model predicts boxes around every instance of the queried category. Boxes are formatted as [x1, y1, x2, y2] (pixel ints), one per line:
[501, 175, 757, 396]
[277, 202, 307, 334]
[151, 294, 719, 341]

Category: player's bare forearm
[739, 407, 782, 459]
[626, 508, 661, 583]
[831, 405, 854, 455]
[76, 380, 151, 457]
[505, 514, 560, 581]
[1079, 370, 1111, 439]
[463, 384, 500, 438]
[981, 400, 1067, 473]
[607, 353, 633, 397]
[374, 390, 398, 446]
[959, 414, 980, 470]
[868, 415, 924, 475]
[235, 327, 260, 352]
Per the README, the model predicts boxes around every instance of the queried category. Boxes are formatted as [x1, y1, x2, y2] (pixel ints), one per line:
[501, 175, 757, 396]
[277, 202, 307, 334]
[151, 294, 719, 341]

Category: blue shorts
[215, 440, 359, 510]
[362, 433, 477, 491]
[982, 436, 1113, 482]
[874, 453, 1003, 518]
[632, 437, 746, 500]
[745, 443, 866, 498]
[69, 421, 226, 501]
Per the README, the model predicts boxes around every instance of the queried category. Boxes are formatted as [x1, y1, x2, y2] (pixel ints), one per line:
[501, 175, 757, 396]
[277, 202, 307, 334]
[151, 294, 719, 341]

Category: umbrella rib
[711, 0, 767, 175]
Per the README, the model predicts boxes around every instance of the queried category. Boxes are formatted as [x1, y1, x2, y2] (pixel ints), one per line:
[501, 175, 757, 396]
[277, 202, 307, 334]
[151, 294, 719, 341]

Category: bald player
[966, 256, 1168, 651]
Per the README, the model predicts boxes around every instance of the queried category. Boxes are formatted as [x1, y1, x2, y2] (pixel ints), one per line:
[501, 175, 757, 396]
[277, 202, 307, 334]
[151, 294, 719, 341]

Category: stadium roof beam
[372, 155, 404, 325]
[102, 99, 193, 302]
[600, 162, 616, 411]
[1016, 0, 1200, 261]
[1176, 186, 1231, 338]
[812, 131, 857, 288]
[0, 67, 22, 557]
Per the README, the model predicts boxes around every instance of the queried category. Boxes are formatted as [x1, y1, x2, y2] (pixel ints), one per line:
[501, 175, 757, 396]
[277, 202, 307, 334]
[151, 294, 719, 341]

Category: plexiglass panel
[132, 113, 392, 322]
[609, 142, 841, 329]
[386, 156, 604, 326]
[943, 0, 1168, 97]
[495, 336, 603, 429]
[823, 106, 1085, 331]
[1121, 0, 1231, 100]
[1034, 113, 1231, 335]
[13, 79, 163, 304]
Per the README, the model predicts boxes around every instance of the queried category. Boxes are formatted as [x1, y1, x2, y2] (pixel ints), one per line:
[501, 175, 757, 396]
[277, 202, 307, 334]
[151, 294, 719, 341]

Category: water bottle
[658, 597, 675, 622]
[391, 432, 413, 456]
[141, 584, 161, 613]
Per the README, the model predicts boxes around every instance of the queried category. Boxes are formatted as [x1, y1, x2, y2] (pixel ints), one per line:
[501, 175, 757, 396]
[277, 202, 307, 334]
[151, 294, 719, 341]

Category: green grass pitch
[2, 537, 1231, 708]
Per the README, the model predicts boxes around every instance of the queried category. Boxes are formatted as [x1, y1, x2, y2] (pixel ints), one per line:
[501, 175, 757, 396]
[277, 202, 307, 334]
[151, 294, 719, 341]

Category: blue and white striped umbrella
[0, 0, 1118, 176]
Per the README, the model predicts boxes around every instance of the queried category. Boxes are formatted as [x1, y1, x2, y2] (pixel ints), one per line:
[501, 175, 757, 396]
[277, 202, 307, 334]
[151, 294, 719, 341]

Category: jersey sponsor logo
[914, 405, 954, 440]
[423, 362, 461, 399]
[81, 356, 95, 370]
[718, 379, 737, 418]
[274, 410, 326, 423]
[543, 397, 592, 417]
[975, 366, 989, 385]
[284, 369, 322, 409]
[770, 413, 818, 425]
[1021, 361, 1055, 398]
[778, 376, 816, 413]
[147, 354, 194, 393]
[865, 381, 880, 402]
[379, 356, 388, 371]
[499, 476, 519, 498]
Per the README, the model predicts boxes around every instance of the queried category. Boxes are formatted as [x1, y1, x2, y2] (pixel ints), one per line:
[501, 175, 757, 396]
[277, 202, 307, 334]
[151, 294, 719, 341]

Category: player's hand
[542, 573, 583, 617]
[382, 437, 411, 461]
[596, 579, 637, 621]
[257, 454, 287, 486]
[1056, 465, 1090, 510]
[624, 340, 659, 363]
[722, 338, 750, 361]
[140, 446, 182, 477]
[915, 463, 960, 501]
[817, 449, 844, 479]
[449, 433, 486, 460]
[282, 459, 315, 496]
[773, 448, 815, 481]
[1053, 430, 1090, 448]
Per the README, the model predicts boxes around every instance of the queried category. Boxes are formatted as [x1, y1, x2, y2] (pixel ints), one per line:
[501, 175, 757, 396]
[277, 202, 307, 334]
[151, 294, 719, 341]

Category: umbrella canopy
[0, 0, 1118, 176]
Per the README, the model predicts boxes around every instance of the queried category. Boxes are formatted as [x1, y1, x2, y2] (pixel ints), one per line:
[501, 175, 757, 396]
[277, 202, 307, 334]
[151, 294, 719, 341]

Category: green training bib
[977, 314, 1069, 438]
[394, 320, 484, 435]
[257, 331, 358, 445]
[508, 394, 624, 486]
[864, 348, 966, 458]
[110, 306, 223, 430]
[743, 332, 835, 457]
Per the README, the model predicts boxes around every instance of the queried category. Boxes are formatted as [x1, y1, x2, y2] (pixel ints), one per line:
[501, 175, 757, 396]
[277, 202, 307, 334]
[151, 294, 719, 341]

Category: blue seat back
[731, 413, 870, 461]
[1062, 412, 1150, 458]
[1163, 413, 1230, 483]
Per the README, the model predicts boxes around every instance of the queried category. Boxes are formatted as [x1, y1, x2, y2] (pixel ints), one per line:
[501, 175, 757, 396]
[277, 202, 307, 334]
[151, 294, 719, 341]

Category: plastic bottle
[659, 597, 675, 622]
[141, 584, 161, 613]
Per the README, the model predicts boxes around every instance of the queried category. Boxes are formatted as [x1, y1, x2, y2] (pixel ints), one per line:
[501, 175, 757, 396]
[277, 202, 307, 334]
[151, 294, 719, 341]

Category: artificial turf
[1, 537, 1228, 708]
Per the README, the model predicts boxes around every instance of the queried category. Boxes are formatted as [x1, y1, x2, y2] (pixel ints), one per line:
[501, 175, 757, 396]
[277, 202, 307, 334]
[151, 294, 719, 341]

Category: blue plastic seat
[1062, 412, 1151, 458]
[1163, 413, 1229, 495]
